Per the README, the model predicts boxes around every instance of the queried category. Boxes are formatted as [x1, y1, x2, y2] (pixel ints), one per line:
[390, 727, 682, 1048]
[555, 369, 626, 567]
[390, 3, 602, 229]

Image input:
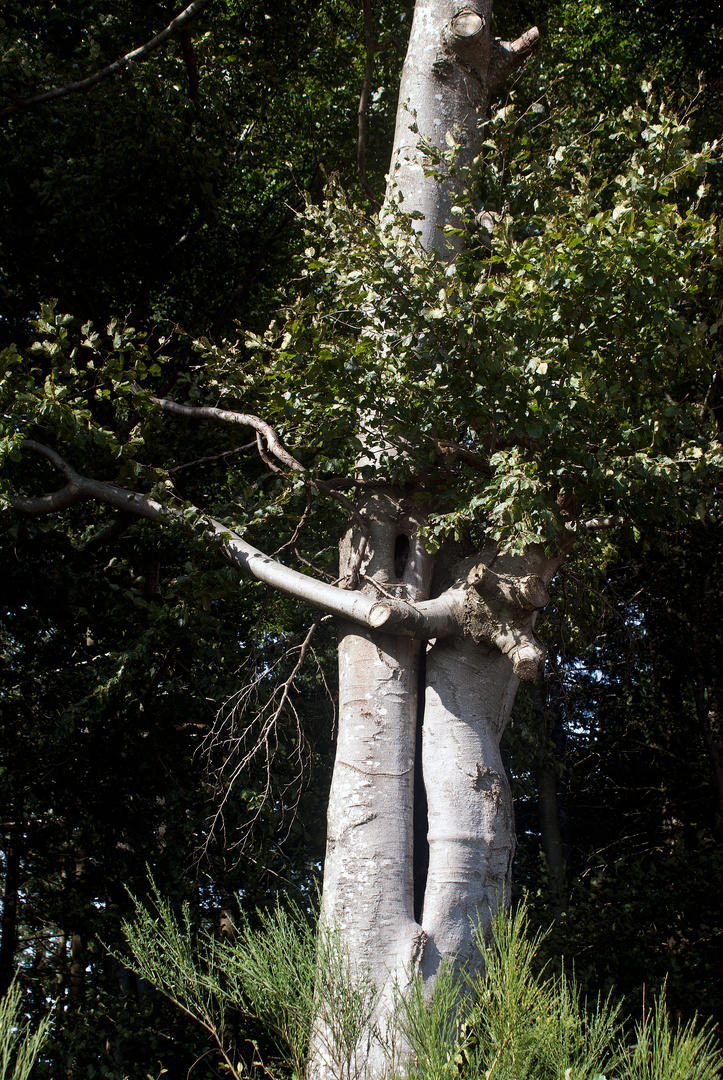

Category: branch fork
[11, 439, 550, 679]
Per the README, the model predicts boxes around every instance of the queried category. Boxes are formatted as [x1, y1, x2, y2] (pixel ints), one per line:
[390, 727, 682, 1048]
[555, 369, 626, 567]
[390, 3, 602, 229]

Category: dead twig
[200, 620, 332, 857]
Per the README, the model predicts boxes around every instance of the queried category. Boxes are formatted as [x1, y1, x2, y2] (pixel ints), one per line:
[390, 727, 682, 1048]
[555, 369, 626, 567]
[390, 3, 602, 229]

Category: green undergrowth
[0, 979, 51, 1080]
[119, 887, 722, 1080]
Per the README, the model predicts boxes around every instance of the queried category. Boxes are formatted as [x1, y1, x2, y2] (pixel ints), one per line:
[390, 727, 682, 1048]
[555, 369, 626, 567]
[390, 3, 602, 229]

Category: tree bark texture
[311, 518, 556, 1076]
[310, 2, 543, 1075]
[387, 0, 537, 255]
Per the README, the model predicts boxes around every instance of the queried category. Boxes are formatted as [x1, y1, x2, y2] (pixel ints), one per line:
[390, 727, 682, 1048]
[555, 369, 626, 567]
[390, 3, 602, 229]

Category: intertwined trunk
[309, 2, 544, 1076]
[313, 497, 557, 1076]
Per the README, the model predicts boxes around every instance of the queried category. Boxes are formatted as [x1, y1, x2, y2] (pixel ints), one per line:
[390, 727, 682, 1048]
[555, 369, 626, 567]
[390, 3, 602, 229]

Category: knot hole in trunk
[394, 533, 410, 579]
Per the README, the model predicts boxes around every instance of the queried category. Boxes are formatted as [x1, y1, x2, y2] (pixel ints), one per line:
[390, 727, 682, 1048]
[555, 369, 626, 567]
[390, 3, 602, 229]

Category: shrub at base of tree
[121, 890, 722, 1080]
[0, 979, 51, 1080]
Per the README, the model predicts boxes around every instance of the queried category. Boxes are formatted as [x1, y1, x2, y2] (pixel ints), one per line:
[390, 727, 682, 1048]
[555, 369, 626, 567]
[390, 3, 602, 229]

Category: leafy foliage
[2, 0, 723, 1072]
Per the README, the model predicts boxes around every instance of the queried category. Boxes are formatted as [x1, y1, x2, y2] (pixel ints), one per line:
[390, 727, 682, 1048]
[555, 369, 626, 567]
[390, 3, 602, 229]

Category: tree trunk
[0, 815, 23, 998]
[312, 518, 555, 1077]
[309, 3, 544, 1076]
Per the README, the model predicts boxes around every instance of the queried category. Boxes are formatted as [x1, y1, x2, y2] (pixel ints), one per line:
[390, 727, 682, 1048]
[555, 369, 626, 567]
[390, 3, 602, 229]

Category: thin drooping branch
[202, 619, 323, 853]
[150, 397, 307, 474]
[255, 430, 285, 475]
[0, 0, 213, 120]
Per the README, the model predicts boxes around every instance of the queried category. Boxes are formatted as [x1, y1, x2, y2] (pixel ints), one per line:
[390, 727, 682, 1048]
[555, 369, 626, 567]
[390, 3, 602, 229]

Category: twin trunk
[312, 498, 555, 1077]
[312, 1, 543, 1074]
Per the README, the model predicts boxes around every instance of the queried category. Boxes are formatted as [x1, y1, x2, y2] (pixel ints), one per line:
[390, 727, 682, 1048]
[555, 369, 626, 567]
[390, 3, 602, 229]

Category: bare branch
[202, 620, 323, 852]
[293, 546, 337, 582]
[10, 440, 461, 638]
[0, 0, 214, 120]
[700, 369, 722, 430]
[151, 393, 372, 539]
[150, 396, 307, 474]
[272, 495, 313, 557]
[464, 560, 552, 680]
[469, 563, 549, 612]
[12, 440, 171, 523]
[166, 440, 257, 473]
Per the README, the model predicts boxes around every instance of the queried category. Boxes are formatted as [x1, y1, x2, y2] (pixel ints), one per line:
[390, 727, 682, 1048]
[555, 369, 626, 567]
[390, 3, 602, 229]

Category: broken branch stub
[468, 563, 550, 612]
[449, 10, 485, 44]
[463, 562, 549, 680]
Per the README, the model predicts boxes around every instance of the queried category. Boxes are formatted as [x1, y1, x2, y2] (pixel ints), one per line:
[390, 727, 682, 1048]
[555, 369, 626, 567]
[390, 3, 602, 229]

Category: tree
[510, 520, 723, 1025]
[2, 0, 722, 1075]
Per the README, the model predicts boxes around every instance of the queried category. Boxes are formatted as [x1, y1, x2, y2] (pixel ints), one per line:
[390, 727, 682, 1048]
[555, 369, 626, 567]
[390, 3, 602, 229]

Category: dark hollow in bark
[395, 533, 411, 578]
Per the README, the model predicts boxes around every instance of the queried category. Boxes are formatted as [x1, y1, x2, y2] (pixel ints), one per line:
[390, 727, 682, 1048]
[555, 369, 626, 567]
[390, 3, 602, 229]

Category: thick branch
[0, 0, 213, 120]
[489, 625, 545, 681]
[11, 445, 552, 672]
[10, 441, 459, 638]
[489, 26, 540, 89]
[465, 560, 549, 680]
[468, 563, 549, 612]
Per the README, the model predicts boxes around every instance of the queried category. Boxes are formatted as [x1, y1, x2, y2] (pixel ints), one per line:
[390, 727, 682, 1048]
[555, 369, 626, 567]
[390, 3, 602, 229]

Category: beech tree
[2, 0, 722, 1075]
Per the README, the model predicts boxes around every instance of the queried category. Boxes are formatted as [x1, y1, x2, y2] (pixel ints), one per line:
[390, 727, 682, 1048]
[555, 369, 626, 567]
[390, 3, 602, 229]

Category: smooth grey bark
[311, 2, 544, 1075]
[311, 497, 433, 1076]
[11, 1, 549, 1073]
[309, 505, 557, 1077]
[386, 0, 538, 254]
